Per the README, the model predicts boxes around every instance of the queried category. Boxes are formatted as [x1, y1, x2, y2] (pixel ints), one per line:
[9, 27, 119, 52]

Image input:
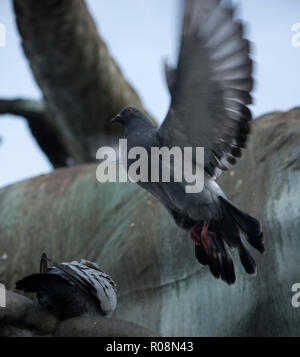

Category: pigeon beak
[111, 114, 121, 124]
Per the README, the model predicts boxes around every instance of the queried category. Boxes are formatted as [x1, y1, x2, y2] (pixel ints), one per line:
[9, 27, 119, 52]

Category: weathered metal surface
[0, 290, 155, 337]
[1, 109, 300, 336]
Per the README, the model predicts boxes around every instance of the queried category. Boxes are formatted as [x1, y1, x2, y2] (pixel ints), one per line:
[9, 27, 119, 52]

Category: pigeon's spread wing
[159, 0, 253, 178]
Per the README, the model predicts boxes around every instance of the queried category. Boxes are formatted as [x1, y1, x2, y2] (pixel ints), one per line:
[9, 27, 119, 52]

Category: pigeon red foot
[190, 222, 215, 254]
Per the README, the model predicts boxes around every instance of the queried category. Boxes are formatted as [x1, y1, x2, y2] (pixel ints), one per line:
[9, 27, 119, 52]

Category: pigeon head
[111, 106, 150, 128]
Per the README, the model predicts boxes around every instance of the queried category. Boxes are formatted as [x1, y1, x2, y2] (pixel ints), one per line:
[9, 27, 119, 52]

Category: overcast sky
[0, 0, 299, 188]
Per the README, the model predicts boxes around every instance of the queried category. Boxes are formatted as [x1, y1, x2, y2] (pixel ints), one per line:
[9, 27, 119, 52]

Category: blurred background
[0, 0, 300, 188]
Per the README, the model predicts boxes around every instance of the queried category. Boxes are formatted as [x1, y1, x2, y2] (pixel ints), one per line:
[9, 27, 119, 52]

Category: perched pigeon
[16, 253, 117, 319]
[111, 0, 264, 284]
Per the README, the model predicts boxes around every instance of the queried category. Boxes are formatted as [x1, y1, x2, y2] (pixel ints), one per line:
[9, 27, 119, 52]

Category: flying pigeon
[111, 0, 264, 285]
[16, 253, 117, 319]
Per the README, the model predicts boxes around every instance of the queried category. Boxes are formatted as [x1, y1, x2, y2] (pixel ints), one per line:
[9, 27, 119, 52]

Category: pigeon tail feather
[194, 231, 236, 285]
[194, 197, 264, 284]
[219, 196, 264, 254]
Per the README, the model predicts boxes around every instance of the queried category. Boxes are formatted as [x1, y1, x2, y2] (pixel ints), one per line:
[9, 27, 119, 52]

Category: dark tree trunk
[8, 0, 154, 166]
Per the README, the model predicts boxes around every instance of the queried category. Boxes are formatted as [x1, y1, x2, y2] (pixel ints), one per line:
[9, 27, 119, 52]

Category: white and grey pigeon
[111, 0, 264, 285]
[16, 253, 117, 319]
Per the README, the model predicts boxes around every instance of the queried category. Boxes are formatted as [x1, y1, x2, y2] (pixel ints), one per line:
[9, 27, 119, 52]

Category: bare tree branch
[0, 98, 70, 167]
[13, 0, 153, 164]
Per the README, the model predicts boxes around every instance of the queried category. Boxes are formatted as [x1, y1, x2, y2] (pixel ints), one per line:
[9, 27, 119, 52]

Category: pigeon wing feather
[159, 0, 253, 178]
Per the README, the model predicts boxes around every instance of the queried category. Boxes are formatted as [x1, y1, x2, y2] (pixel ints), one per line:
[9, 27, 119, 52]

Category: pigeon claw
[189, 222, 214, 255]
[200, 222, 214, 254]
[189, 228, 199, 244]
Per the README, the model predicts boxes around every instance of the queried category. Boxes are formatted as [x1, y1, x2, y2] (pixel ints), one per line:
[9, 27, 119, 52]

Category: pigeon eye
[127, 108, 133, 113]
